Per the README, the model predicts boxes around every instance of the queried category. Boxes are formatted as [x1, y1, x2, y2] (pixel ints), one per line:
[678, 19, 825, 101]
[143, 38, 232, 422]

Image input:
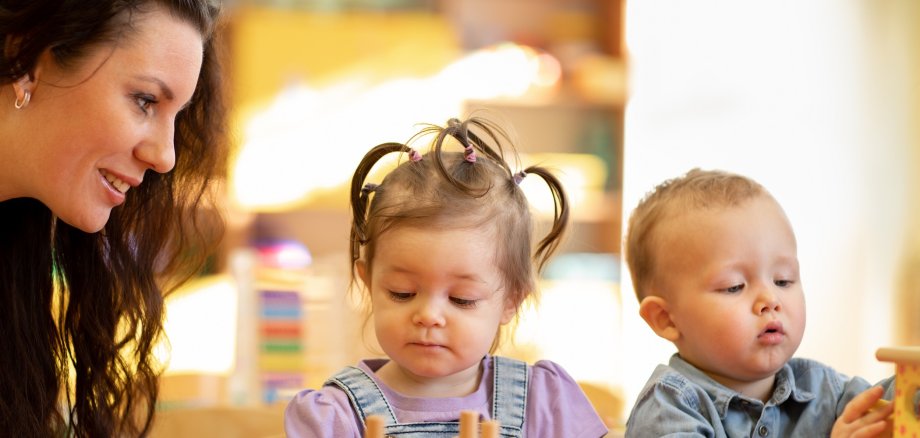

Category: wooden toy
[362, 410, 502, 438]
[876, 346, 920, 437]
[365, 415, 384, 438]
[480, 419, 499, 438]
[459, 410, 479, 438]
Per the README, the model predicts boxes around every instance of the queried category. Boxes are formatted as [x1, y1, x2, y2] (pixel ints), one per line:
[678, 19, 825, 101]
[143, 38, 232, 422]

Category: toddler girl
[284, 117, 607, 437]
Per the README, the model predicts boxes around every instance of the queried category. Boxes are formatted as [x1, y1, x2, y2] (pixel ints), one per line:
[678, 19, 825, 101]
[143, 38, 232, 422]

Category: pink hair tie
[408, 149, 422, 162]
[513, 171, 526, 185]
[463, 145, 477, 163]
[361, 183, 379, 196]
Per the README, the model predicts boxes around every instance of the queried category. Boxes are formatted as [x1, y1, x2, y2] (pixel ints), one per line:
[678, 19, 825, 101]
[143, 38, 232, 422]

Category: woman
[0, 0, 226, 436]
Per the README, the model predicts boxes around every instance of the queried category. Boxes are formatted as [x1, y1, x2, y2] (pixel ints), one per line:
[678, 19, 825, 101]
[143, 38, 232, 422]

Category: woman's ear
[639, 296, 680, 342]
[12, 74, 33, 106]
[8, 50, 47, 108]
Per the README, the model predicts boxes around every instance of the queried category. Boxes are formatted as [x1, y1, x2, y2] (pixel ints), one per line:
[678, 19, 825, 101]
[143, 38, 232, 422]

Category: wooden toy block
[365, 415, 384, 438]
[876, 346, 920, 437]
[459, 410, 479, 438]
[362, 410, 502, 438]
[480, 419, 499, 438]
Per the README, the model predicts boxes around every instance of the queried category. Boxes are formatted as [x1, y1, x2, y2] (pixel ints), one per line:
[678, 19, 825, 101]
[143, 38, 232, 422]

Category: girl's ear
[499, 296, 518, 325]
[639, 296, 680, 342]
[356, 260, 369, 288]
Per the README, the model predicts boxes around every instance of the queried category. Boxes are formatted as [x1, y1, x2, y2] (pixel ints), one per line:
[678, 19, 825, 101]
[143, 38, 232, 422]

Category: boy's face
[647, 195, 805, 390]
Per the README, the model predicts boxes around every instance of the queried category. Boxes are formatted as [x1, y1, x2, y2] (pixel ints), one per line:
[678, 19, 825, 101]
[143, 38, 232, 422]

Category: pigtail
[519, 165, 570, 273]
[427, 117, 517, 197]
[463, 117, 511, 166]
[349, 142, 412, 268]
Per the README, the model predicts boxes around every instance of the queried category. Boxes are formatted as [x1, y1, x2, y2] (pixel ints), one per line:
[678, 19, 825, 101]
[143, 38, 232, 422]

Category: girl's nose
[412, 301, 446, 327]
[135, 120, 176, 173]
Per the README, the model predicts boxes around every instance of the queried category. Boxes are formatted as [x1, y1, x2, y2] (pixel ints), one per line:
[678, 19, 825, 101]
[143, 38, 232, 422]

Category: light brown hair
[350, 117, 569, 350]
[625, 168, 767, 300]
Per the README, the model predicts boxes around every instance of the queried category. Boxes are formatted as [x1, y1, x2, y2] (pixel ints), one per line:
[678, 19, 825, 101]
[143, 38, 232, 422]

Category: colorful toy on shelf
[363, 411, 499, 438]
[876, 346, 920, 437]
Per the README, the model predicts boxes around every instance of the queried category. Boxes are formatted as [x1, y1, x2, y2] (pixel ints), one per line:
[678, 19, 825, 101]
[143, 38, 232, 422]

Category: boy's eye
[450, 297, 477, 308]
[388, 291, 414, 301]
[721, 284, 744, 293]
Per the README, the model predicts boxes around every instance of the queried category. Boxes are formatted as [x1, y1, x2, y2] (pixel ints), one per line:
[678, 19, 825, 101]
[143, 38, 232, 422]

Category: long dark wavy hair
[0, 0, 225, 436]
[350, 117, 570, 351]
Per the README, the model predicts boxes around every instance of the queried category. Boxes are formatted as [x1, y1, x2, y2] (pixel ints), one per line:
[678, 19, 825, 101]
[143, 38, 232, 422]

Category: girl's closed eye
[774, 279, 795, 287]
[449, 296, 478, 308]
[388, 291, 415, 301]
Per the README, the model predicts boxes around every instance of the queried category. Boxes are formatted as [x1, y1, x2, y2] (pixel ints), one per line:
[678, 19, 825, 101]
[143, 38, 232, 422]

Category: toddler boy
[624, 169, 893, 437]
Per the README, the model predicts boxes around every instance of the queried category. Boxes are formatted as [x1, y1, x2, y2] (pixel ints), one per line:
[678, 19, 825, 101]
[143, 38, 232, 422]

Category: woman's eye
[450, 297, 477, 308]
[388, 291, 413, 301]
[134, 93, 157, 114]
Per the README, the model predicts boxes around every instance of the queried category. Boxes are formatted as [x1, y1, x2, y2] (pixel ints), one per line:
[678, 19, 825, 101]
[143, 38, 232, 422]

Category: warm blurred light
[513, 278, 622, 387]
[157, 275, 238, 375]
[231, 42, 561, 211]
[256, 240, 313, 270]
[534, 52, 563, 88]
[519, 152, 607, 217]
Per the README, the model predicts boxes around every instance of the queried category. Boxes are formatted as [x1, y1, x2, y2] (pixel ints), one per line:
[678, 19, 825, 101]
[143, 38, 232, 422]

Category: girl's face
[360, 225, 516, 395]
[7, 7, 203, 232]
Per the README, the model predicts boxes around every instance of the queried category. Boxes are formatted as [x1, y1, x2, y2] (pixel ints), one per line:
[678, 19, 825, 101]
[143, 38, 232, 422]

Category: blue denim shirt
[625, 354, 894, 438]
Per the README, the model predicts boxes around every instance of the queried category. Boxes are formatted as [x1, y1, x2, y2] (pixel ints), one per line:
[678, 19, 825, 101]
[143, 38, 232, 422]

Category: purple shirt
[284, 355, 607, 437]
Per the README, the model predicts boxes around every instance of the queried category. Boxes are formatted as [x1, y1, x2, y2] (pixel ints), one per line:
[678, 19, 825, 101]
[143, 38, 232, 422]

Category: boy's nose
[754, 288, 782, 315]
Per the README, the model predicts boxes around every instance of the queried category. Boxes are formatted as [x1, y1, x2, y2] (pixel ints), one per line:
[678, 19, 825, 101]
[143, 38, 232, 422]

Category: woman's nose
[135, 120, 176, 173]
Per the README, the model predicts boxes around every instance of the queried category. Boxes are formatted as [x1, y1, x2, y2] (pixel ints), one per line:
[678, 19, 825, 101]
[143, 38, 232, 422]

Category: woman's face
[14, 6, 204, 232]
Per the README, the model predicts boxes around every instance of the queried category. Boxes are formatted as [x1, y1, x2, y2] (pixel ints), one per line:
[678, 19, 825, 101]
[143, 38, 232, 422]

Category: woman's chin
[61, 210, 111, 233]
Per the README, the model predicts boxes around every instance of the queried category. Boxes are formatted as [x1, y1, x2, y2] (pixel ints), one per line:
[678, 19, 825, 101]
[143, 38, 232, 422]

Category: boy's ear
[639, 296, 680, 342]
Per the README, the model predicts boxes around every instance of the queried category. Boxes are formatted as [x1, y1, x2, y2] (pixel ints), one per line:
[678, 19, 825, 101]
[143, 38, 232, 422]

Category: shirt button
[758, 425, 769, 436]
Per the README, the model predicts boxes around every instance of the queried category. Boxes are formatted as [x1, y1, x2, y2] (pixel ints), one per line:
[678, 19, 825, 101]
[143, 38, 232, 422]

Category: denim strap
[491, 356, 527, 437]
[325, 366, 398, 426]
[326, 358, 528, 437]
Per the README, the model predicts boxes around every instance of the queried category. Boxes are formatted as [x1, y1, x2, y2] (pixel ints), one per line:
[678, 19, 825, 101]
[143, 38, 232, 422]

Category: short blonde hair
[624, 168, 767, 300]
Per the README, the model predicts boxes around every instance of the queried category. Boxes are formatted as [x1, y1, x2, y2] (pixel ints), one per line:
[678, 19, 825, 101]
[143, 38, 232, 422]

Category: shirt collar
[668, 354, 817, 419]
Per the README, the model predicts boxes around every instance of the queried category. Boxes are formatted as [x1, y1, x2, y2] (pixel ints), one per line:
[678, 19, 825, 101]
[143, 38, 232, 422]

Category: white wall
[620, 0, 920, 410]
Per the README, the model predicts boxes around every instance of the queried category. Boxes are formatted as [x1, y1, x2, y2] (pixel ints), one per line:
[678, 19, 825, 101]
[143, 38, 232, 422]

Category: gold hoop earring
[14, 90, 30, 109]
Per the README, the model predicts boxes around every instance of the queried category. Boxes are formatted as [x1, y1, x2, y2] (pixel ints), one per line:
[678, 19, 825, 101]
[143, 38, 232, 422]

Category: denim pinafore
[325, 356, 528, 437]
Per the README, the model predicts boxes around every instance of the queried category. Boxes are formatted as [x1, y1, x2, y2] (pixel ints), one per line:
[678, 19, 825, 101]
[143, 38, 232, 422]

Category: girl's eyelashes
[388, 291, 414, 301]
[449, 297, 478, 308]
[384, 290, 479, 308]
